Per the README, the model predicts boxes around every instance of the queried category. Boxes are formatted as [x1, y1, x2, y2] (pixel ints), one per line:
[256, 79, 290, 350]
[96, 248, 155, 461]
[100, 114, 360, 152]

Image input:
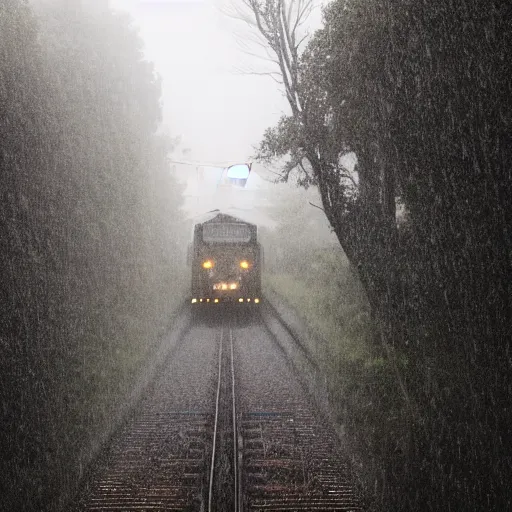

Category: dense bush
[318, 2, 512, 508]
[0, 1, 185, 510]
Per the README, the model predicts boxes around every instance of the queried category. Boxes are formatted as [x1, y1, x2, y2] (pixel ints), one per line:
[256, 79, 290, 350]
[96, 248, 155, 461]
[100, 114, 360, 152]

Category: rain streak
[1, 1, 510, 511]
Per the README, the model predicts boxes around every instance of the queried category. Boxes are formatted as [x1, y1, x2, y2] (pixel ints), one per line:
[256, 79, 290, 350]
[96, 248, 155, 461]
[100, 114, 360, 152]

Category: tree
[237, 0, 512, 508]
[234, 0, 403, 342]
[1, 1, 186, 509]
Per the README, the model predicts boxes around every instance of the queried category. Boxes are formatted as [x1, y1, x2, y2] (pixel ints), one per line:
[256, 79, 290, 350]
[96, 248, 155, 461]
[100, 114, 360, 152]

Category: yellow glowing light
[229, 283, 238, 290]
[247, 298, 251, 302]
[200, 298, 203, 302]
[206, 298, 210, 302]
[191, 298, 197, 303]
[221, 283, 228, 290]
[254, 298, 260, 304]
[214, 298, 219, 303]
[202, 260, 214, 269]
[240, 260, 249, 269]
[238, 298, 244, 303]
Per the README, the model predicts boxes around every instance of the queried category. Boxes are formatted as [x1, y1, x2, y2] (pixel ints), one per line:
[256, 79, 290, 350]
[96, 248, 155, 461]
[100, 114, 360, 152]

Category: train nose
[209, 263, 241, 294]
[213, 263, 239, 280]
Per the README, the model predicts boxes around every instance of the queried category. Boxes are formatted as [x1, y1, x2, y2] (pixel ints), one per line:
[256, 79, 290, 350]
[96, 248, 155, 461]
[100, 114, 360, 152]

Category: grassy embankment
[64, 271, 189, 448]
[264, 248, 409, 505]
[30, 269, 188, 512]
[61, 271, 189, 491]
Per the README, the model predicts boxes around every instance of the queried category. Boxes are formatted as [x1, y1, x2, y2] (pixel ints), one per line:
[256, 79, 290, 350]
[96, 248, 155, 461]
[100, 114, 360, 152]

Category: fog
[3, 1, 510, 511]
[110, 0, 291, 163]
[107, 0, 327, 228]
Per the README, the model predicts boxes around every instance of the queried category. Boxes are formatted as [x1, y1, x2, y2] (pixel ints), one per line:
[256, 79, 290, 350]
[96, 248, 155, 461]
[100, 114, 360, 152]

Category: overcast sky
[110, 0, 323, 165]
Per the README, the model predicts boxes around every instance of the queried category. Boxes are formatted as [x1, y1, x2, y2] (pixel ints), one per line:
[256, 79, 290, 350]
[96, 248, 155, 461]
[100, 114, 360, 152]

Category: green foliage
[323, 2, 512, 507]
[265, 260, 371, 363]
[251, 0, 512, 508]
[265, 249, 413, 508]
[0, 2, 186, 510]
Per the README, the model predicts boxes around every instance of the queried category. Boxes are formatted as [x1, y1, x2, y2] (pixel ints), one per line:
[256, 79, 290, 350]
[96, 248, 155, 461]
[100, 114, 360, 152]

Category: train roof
[194, 210, 257, 228]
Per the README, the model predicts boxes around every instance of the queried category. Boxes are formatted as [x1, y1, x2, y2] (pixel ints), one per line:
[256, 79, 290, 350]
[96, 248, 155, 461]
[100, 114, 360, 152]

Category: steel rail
[230, 327, 241, 512]
[208, 326, 224, 512]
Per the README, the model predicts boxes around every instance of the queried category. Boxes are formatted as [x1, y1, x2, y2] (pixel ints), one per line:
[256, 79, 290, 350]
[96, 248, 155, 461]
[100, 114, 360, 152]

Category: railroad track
[72, 312, 361, 511]
[208, 326, 240, 511]
[233, 319, 361, 511]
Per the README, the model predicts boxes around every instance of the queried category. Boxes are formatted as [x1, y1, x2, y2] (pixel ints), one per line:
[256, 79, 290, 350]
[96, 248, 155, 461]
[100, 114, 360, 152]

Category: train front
[190, 213, 262, 307]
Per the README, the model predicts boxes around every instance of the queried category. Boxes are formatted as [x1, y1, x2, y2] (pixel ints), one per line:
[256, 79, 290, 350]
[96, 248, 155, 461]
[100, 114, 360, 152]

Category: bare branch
[280, 0, 298, 78]
[263, 169, 289, 184]
[244, 0, 273, 43]
[298, 159, 313, 179]
[231, 66, 285, 85]
[232, 66, 282, 78]
[234, 32, 281, 65]
[292, 0, 313, 36]
[309, 201, 325, 212]
[295, 33, 309, 50]
[238, 50, 278, 66]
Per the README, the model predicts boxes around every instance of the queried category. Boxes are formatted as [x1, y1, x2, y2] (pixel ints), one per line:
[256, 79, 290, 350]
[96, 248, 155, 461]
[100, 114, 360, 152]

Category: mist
[110, 0, 290, 163]
[2, 1, 511, 511]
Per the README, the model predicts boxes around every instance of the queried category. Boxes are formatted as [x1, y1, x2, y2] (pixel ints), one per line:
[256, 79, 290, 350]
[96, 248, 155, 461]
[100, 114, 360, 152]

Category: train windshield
[202, 223, 252, 243]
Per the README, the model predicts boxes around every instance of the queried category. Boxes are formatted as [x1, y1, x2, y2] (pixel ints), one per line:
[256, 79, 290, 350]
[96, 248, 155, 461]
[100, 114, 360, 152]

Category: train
[188, 211, 262, 309]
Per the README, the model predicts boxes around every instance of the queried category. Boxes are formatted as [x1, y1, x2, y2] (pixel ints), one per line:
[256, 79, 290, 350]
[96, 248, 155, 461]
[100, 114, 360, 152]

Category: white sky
[110, 0, 324, 164]
[108, 0, 327, 227]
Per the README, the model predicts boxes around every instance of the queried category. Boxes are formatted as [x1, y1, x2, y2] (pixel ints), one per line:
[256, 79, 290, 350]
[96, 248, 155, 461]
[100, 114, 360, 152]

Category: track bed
[72, 311, 361, 511]
[73, 326, 220, 511]
[234, 321, 360, 511]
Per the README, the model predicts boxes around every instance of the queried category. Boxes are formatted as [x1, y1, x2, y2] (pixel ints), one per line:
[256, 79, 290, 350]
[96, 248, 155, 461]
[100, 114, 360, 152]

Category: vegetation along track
[72, 309, 361, 511]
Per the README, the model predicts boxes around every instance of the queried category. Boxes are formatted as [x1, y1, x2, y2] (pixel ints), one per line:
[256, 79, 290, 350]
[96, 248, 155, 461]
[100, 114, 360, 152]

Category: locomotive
[189, 211, 262, 308]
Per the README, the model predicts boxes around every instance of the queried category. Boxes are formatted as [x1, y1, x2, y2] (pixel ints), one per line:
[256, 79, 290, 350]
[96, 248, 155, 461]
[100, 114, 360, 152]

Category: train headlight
[213, 282, 238, 291]
[240, 260, 250, 269]
[202, 259, 214, 269]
